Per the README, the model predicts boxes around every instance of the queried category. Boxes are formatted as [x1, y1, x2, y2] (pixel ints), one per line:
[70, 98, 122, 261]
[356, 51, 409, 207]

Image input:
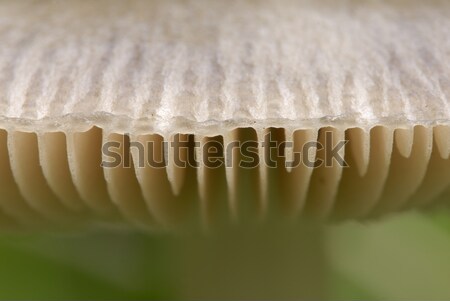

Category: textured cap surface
[0, 0, 449, 134]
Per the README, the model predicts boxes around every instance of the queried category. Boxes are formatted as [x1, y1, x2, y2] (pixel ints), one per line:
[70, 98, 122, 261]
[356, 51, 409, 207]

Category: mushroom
[0, 0, 449, 299]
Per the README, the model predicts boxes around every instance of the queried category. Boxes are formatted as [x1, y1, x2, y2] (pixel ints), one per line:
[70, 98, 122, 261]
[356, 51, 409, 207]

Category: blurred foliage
[0, 211, 448, 299]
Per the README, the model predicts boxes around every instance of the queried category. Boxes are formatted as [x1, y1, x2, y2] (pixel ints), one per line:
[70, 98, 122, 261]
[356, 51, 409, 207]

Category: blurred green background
[0, 210, 449, 300]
